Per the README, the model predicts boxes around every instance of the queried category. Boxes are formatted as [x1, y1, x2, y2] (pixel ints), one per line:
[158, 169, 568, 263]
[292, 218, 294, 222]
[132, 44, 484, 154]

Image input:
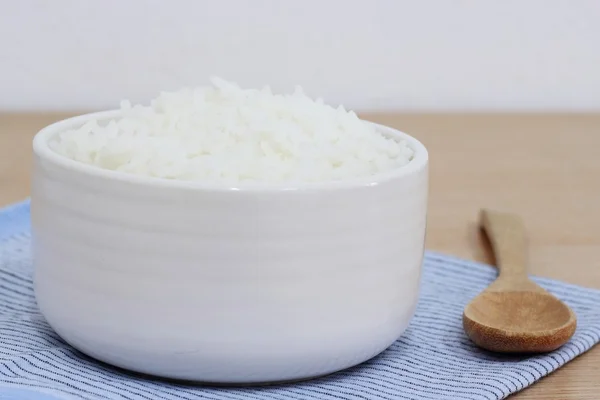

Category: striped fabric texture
[1, 200, 599, 400]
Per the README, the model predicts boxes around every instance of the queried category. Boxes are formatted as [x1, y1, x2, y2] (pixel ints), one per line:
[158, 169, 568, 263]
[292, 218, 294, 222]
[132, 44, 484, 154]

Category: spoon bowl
[463, 209, 577, 353]
[464, 291, 576, 353]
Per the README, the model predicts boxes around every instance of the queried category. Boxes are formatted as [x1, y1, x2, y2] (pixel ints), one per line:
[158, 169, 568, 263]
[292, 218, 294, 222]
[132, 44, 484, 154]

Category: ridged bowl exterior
[31, 111, 428, 383]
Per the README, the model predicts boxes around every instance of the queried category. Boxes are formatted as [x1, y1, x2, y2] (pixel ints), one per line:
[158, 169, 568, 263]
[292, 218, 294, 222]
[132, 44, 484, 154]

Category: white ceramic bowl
[31, 110, 429, 384]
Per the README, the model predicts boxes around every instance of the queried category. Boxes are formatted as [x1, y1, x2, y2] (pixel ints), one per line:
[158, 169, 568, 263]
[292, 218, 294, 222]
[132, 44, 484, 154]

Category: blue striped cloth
[1, 200, 599, 400]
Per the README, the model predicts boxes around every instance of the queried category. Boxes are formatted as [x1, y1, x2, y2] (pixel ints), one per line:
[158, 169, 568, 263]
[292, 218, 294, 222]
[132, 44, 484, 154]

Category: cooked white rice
[49, 77, 414, 184]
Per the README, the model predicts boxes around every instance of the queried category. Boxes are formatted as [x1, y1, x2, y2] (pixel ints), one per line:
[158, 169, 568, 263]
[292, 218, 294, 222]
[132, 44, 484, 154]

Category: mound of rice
[49, 77, 414, 184]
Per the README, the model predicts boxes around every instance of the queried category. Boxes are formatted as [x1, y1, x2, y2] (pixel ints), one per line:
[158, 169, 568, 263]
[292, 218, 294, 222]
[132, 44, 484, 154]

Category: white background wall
[1, 0, 599, 112]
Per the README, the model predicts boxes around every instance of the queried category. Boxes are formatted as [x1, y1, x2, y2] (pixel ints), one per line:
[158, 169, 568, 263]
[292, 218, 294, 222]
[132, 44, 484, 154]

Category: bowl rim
[33, 109, 429, 192]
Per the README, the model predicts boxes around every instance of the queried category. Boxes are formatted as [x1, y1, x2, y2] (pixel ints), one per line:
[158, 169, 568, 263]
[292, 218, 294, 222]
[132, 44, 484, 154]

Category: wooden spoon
[463, 209, 576, 353]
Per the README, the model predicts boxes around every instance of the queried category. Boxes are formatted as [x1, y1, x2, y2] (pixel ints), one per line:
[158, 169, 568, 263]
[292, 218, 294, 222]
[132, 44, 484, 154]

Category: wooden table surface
[1, 112, 599, 398]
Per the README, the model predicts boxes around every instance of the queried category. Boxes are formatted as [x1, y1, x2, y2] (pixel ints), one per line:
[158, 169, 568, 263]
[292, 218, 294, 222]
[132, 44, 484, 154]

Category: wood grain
[1, 112, 599, 398]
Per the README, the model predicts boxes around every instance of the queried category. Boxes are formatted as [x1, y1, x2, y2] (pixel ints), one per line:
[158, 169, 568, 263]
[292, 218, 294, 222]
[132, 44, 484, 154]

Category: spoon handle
[479, 209, 529, 283]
